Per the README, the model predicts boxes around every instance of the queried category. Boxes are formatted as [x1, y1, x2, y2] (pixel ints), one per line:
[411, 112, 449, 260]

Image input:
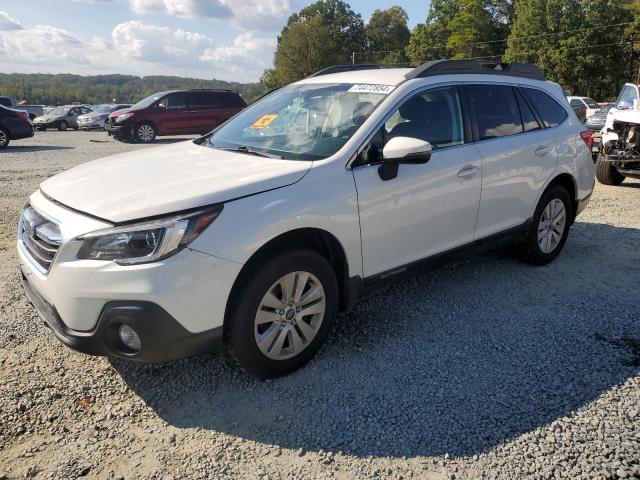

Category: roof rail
[307, 64, 382, 78]
[405, 60, 545, 81]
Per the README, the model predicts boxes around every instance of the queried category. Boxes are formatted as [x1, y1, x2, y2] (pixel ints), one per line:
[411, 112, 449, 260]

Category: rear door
[468, 84, 561, 239]
[185, 92, 222, 134]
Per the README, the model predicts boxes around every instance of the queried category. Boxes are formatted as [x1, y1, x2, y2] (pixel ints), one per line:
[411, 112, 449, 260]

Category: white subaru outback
[18, 60, 595, 378]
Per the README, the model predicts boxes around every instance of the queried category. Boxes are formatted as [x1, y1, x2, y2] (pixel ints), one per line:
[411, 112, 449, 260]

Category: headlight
[77, 206, 222, 265]
[115, 113, 134, 123]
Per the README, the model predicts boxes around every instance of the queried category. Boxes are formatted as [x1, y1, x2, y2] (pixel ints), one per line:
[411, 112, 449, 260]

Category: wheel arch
[224, 228, 354, 326]
[543, 172, 578, 222]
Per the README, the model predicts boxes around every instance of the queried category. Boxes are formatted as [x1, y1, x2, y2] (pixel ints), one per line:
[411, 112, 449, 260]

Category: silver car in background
[78, 104, 131, 130]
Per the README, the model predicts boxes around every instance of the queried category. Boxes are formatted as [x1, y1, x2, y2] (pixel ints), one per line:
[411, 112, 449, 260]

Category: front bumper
[105, 120, 133, 138]
[78, 118, 107, 130]
[17, 190, 243, 361]
[21, 272, 223, 362]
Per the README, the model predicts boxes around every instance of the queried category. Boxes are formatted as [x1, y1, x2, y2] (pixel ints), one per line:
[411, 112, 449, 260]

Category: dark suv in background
[0, 105, 34, 149]
[106, 89, 247, 143]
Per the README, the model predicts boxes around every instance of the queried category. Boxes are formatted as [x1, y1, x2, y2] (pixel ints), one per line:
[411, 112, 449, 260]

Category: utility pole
[352, 51, 355, 64]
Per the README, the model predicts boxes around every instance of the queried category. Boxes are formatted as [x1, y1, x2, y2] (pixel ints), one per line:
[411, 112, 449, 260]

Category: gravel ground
[0, 130, 639, 480]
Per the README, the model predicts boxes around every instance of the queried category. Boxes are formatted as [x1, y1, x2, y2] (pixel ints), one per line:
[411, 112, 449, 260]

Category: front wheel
[58, 121, 67, 131]
[517, 185, 572, 265]
[225, 250, 338, 378]
[135, 122, 156, 143]
[0, 128, 9, 149]
[595, 155, 625, 185]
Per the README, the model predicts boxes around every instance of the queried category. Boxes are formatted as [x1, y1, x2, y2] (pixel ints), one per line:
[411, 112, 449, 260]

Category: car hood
[109, 107, 134, 119]
[79, 112, 106, 120]
[40, 140, 312, 223]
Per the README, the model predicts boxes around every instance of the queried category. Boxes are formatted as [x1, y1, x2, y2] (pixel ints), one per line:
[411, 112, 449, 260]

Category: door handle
[457, 166, 480, 178]
[535, 145, 551, 156]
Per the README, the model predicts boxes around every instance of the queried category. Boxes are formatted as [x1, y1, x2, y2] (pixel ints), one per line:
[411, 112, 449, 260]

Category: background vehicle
[19, 61, 594, 378]
[0, 105, 34, 149]
[105, 89, 246, 143]
[586, 103, 613, 161]
[0, 96, 44, 120]
[597, 87, 640, 185]
[32, 105, 91, 131]
[567, 96, 600, 118]
[77, 104, 131, 130]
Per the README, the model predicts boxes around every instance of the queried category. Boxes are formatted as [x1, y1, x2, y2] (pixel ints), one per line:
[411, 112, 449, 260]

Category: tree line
[2, 1, 639, 104]
[0, 73, 262, 106]
[263, 0, 640, 100]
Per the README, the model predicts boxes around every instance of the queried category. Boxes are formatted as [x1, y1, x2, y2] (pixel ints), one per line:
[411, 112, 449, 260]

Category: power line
[352, 20, 635, 60]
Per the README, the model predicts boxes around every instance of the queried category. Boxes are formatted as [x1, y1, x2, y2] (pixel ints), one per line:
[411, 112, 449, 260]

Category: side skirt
[346, 219, 532, 301]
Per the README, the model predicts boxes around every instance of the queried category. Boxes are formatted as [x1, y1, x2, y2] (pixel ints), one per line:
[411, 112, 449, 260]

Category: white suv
[18, 60, 595, 378]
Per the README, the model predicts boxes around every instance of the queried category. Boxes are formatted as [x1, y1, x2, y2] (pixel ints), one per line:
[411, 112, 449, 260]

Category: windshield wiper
[220, 145, 284, 159]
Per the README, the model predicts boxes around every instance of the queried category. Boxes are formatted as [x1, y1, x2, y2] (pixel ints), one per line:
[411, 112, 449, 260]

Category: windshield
[208, 83, 393, 160]
[49, 107, 70, 115]
[583, 97, 599, 108]
[90, 104, 112, 114]
[131, 93, 164, 110]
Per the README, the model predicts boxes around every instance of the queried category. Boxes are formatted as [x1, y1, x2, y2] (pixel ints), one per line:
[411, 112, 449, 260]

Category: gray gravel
[0, 130, 639, 479]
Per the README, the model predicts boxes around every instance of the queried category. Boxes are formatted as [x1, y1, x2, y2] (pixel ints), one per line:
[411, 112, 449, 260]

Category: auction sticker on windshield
[347, 84, 395, 95]
[252, 114, 278, 129]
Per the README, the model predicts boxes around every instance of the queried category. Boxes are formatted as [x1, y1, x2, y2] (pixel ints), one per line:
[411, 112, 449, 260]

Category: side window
[515, 89, 541, 132]
[357, 86, 464, 165]
[70, 108, 79, 116]
[219, 93, 246, 108]
[466, 85, 523, 140]
[81, 107, 91, 114]
[569, 99, 582, 107]
[189, 92, 219, 109]
[0, 98, 12, 107]
[522, 88, 568, 128]
[164, 93, 187, 110]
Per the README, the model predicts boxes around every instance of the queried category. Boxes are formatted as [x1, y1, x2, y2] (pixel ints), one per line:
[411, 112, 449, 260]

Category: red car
[106, 89, 247, 143]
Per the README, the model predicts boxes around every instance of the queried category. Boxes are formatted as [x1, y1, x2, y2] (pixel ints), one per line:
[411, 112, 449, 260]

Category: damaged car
[597, 84, 640, 185]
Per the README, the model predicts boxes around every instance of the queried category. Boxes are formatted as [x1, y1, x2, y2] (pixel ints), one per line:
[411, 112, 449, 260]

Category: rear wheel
[595, 155, 625, 185]
[517, 185, 572, 265]
[0, 128, 9, 149]
[135, 122, 156, 143]
[58, 121, 67, 131]
[225, 250, 338, 378]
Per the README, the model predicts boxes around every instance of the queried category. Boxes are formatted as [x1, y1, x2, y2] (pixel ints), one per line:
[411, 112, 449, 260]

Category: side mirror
[379, 137, 432, 181]
[158, 103, 167, 110]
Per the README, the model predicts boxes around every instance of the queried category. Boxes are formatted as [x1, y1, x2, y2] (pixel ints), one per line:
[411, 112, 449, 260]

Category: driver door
[352, 85, 482, 278]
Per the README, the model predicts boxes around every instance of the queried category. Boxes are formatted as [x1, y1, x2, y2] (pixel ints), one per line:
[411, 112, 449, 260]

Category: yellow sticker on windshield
[252, 114, 278, 128]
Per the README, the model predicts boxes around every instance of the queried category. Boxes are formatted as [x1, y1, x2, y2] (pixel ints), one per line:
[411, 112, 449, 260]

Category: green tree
[364, 6, 411, 64]
[406, 0, 459, 64]
[447, 0, 495, 59]
[272, 15, 339, 85]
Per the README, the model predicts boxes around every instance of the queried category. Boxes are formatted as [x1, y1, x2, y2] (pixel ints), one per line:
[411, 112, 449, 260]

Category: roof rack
[307, 64, 382, 78]
[405, 60, 545, 81]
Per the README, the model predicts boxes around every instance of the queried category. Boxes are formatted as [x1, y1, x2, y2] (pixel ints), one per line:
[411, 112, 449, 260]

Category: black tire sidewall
[58, 121, 67, 131]
[523, 186, 572, 265]
[225, 250, 338, 378]
[0, 128, 9, 148]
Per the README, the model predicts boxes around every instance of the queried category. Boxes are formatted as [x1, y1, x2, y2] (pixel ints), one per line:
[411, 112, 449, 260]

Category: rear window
[0, 98, 12, 107]
[466, 85, 523, 140]
[522, 88, 568, 128]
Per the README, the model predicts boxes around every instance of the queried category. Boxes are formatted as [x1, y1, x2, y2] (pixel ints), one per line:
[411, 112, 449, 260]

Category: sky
[0, 0, 427, 83]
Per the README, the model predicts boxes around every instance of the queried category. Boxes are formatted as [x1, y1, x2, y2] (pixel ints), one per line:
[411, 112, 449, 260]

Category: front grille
[19, 206, 62, 274]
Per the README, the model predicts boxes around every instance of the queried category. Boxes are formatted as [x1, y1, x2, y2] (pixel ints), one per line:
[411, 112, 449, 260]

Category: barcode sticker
[348, 84, 395, 95]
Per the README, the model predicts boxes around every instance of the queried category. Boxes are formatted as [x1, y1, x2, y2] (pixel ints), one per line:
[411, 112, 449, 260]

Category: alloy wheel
[137, 125, 154, 142]
[254, 271, 326, 360]
[537, 198, 566, 254]
[0, 130, 7, 147]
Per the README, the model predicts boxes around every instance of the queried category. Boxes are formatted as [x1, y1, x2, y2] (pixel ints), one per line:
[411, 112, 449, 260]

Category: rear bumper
[12, 126, 34, 140]
[21, 271, 223, 362]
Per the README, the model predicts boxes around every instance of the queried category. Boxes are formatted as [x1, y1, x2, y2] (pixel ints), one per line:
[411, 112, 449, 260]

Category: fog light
[118, 324, 141, 351]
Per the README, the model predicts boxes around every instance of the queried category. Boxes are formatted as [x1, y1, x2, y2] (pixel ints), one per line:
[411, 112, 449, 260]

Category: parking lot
[0, 130, 639, 479]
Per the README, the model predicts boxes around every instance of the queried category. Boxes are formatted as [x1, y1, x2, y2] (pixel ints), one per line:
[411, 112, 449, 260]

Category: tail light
[17, 111, 31, 123]
[580, 130, 593, 150]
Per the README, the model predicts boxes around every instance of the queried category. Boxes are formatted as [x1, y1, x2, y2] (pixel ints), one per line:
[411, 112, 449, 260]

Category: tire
[135, 122, 156, 143]
[0, 128, 10, 149]
[595, 155, 625, 185]
[58, 121, 67, 131]
[517, 185, 572, 266]
[224, 250, 338, 378]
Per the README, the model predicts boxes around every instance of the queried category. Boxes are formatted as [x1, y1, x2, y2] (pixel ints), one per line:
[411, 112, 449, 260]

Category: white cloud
[0, 15, 276, 82]
[129, 0, 291, 30]
[0, 10, 23, 31]
[200, 32, 276, 78]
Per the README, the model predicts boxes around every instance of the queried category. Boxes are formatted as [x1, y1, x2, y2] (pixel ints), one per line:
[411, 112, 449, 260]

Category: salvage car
[33, 105, 92, 131]
[77, 104, 131, 130]
[18, 60, 594, 378]
[567, 96, 600, 118]
[597, 108, 640, 185]
[105, 89, 246, 143]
